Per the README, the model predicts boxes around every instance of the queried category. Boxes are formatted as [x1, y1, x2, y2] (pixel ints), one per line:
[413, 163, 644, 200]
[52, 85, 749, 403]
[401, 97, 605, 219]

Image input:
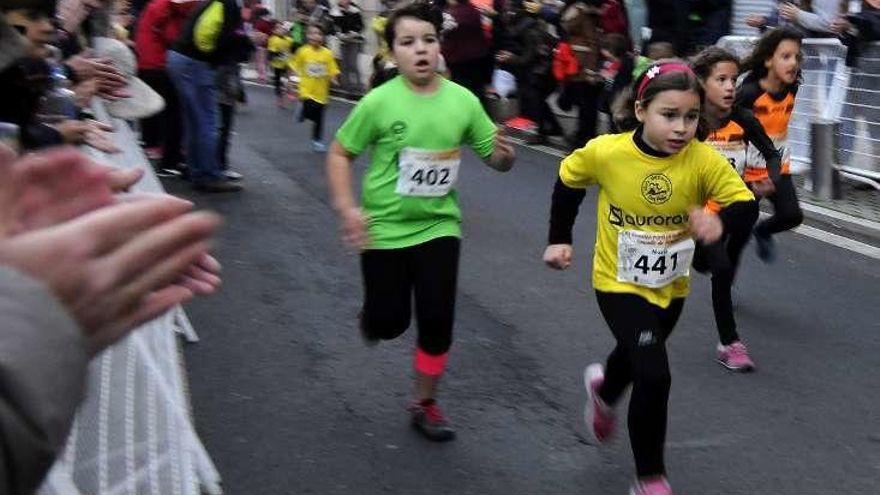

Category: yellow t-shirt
[559, 132, 754, 308]
[267, 35, 293, 69]
[371, 15, 390, 63]
[289, 45, 340, 104]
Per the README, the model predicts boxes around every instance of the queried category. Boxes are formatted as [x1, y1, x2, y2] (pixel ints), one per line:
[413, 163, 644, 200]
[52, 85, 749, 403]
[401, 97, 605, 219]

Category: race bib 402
[396, 147, 461, 197]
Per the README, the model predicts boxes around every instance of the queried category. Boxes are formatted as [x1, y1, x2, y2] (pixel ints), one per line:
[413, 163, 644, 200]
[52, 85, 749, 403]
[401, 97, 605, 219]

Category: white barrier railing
[716, 36, 880, 189]
[36, 101, 222, 495]
[838, 42, 880, 186]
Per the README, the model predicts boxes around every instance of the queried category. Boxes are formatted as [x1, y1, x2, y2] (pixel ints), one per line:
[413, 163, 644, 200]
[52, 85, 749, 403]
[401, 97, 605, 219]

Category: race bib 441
[616, 229, 695, 288]
[396, 147, 461, 197]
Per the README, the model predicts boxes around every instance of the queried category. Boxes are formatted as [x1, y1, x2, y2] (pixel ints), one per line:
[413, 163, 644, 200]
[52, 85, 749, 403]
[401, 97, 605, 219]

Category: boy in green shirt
[325, 1, 515, 442]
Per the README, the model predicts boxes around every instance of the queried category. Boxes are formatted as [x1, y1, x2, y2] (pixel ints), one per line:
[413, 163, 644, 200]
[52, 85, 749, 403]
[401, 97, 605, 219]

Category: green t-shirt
[335, 76, 497, 249]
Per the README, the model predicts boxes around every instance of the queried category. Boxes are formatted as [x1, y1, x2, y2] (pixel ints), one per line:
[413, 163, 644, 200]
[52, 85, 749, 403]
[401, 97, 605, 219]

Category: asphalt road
[165, 84, 880, 495]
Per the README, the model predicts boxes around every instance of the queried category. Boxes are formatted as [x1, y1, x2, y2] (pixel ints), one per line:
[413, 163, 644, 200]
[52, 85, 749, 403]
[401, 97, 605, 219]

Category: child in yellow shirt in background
[290, 23, 340, 152]
[267, 22, 294, 108]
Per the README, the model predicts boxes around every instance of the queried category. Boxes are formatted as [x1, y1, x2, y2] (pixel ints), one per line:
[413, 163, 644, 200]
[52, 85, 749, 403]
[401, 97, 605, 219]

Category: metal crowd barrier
[36, 101, 222, 495]
[838, 42, 880, 187]
[716, 36, 880, 190]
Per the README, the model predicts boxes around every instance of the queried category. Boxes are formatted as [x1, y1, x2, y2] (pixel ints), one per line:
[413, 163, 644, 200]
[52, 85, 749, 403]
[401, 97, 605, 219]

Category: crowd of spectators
[1, 0, 879, 493]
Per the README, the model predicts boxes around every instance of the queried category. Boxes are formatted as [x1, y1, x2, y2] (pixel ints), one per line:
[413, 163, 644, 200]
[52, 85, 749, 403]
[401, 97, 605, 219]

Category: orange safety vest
[745, 91, 795, 182]
[704, 118, 748, 214]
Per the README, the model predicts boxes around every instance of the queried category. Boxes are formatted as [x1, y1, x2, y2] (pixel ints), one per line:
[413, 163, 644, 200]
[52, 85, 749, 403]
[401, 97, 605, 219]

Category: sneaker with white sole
[583, 363, 616, 444]
[716, 341, 755, 372]
[222, 169, 243, 181]
[630, 477, 673, 495]
[409, 399, 456, 442]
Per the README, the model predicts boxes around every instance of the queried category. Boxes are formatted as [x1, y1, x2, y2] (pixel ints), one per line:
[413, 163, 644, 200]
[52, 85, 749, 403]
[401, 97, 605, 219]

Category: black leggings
[360, 236, 460, 356]
[273, 67, 287, 97]
[693, 212, 757, 346]
[299, 99, 325, 141]
[595, 291, 685, 478]
[754, 174, 803, 236]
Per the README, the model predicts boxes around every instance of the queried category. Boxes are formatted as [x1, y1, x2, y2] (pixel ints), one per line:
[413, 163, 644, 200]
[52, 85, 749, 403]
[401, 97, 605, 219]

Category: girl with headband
[543, 60, 758, 495]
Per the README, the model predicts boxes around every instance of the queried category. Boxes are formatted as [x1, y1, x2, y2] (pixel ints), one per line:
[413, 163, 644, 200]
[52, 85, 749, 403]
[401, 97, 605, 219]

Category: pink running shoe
[583, 363, 616, 444]
[630, 477, 673, 495]
[716, 341, 756, 372]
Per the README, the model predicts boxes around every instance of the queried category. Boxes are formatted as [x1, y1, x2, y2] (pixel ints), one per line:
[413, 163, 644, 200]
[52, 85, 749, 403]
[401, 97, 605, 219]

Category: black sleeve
[22, 123, 64, 151]
[718, 199, 759, 240]
[733, 106, 782, 183]
[548, 177, 587, 244]
[735, 75, 761, 110]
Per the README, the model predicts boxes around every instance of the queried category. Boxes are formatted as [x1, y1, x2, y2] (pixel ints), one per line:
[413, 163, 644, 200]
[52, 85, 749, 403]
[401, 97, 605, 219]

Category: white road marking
[790, 223, 880, 260]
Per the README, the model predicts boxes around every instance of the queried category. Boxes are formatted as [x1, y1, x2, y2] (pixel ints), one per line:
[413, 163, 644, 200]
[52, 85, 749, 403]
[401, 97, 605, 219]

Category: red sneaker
[409, 399, 456, 442]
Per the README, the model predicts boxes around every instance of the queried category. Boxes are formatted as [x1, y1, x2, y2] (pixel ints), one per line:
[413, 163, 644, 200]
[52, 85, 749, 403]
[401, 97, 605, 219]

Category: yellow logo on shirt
[641, 173, 672, 205]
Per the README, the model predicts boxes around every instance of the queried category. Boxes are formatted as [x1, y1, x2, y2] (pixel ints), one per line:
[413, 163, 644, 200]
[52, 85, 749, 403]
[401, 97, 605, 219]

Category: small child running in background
[268, 22, 294, 108]
[290, 23, 340, 152]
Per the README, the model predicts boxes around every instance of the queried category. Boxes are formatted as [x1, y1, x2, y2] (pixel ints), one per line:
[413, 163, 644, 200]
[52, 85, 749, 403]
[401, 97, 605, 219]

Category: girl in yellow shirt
[543, 61, 757, 495]
[289, 23, 340, 152]
[267, 23, 294, 108]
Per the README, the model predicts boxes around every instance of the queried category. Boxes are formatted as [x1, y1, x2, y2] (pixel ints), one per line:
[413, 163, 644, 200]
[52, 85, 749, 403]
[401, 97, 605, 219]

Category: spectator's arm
[0, 266, 89, 495]
[789, 7, 836, 33]
[19, 122, 64, 151]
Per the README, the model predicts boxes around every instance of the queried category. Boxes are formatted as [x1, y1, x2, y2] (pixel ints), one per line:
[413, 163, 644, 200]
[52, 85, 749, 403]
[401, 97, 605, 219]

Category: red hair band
[636, 63, 696, 101]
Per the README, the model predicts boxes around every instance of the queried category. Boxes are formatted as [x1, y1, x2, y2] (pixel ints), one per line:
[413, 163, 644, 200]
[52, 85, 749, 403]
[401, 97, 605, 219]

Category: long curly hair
[741, 27, 803, 82]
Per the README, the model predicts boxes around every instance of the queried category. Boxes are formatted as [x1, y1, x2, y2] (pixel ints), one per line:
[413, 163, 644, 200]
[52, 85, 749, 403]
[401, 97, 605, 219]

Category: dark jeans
[166, 51, 222, 184]
[518, 73, 561, 136]
[217, 102, 234, 170]
[339, 41, 363, 93]
[360, 237, 460, 356]
[138, 68, 183, 170]
[596, 291, 685, 477]
[569, 81, 603, 148]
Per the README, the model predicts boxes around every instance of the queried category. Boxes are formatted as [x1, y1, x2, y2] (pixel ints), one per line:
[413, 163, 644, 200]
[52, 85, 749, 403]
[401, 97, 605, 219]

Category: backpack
[194, 0, 225, 54]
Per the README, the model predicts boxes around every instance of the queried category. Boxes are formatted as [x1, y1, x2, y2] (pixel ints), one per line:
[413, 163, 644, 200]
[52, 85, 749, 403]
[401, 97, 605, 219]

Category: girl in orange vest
[736, 27, 805, 262]
[692, 46, 783, 372]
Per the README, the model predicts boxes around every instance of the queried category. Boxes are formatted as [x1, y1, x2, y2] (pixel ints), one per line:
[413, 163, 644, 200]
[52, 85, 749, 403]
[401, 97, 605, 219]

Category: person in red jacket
[135, 0, 199, 176]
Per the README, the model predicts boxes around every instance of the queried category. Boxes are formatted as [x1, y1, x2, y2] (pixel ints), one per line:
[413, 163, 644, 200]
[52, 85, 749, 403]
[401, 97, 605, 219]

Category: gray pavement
[165, 84, 880, 495]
